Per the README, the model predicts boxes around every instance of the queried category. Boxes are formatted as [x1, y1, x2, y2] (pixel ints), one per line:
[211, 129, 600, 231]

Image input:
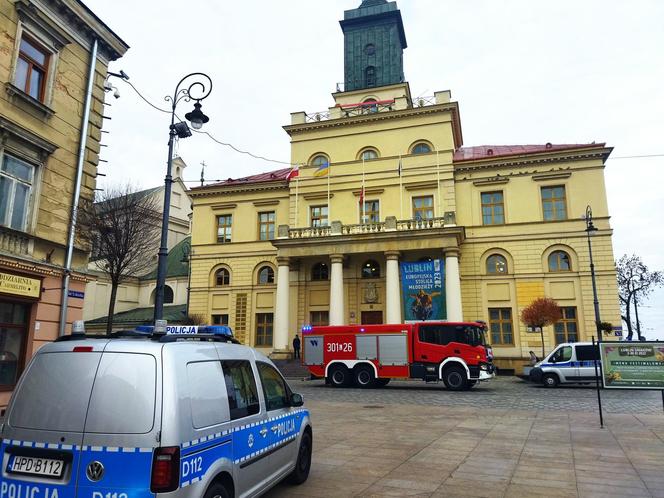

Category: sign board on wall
[0, 272, 41, 299]
[600, 342, 664, 389]
[400, 260, 445, 322]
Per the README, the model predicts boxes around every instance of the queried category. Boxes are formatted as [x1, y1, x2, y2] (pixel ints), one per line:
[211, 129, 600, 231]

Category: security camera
[113, 87, 120, 99]
[119, 70, 130, 81]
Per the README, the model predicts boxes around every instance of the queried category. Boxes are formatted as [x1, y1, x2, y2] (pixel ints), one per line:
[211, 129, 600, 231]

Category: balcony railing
[304, 96, 437, 123]
[284, 216, 448, 239]
[0, 226, 34, 256]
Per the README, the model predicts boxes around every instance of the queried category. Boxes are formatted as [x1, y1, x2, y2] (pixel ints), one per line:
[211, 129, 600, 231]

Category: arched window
[548, 251, 571, 272]
[164, 285, 174, 304]
[362, 260, 380, 278]
[258, 266, 275, 284]
[358, 148, 379, 161]
[312, 262, 329, 281]
[365, 66, 376, 87]
[486, 254, 508, 274]
[310, 154, 329, 168]
[362, 98, 378, 113]
[411, 142, 432, 155]
[215, 268, 230, 286]
[150, 286, 174, 305]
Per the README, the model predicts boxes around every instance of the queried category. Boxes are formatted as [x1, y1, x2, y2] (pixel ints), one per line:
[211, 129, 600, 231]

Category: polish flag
[286, 165, 299, 181]
[359, 185, 365, 205]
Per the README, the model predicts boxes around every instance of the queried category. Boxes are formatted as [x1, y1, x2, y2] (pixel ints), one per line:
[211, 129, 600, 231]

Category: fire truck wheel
[375, 378, 391, 387]
[329, 365, 351, 387]
[466, 380, 477, 389]
[442, 365, 468, 391]
[354, 365, 375, 388]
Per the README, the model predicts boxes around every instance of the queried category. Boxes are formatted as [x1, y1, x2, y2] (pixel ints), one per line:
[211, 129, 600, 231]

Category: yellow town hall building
[188, 0, 620, 372]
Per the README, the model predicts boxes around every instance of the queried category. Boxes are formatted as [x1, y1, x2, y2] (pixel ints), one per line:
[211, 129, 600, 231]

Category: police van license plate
[8, 455, 64, 477]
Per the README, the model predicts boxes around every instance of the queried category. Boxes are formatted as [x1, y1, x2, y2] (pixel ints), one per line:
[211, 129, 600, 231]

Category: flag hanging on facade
[314, 161, 330, 177]
[397, 158, 402, 176]
[286, 164, 299, 181]
[359, 185, 365, 206]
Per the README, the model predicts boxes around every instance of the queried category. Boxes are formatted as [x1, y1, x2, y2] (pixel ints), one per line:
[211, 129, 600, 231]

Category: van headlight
[480, 363, 488, 371]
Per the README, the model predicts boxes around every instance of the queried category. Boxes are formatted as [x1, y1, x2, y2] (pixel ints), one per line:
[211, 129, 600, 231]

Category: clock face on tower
[365, 43, 376, 56]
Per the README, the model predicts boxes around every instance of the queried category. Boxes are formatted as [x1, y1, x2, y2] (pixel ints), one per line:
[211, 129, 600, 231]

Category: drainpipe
[58, 39, 98, 337]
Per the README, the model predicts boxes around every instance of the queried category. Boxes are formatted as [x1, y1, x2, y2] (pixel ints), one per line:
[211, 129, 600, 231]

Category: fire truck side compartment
[378, 334, 409, 366]
[356, 335, 378, 360]
[304, 335, 324, 365]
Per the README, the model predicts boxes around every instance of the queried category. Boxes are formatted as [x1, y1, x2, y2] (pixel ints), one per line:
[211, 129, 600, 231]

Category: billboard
[400, 260, 445, 322]
[600, 342, 664, 389]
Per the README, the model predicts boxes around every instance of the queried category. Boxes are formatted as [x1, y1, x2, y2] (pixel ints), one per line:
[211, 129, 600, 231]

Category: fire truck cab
[302, 322, 495, 391]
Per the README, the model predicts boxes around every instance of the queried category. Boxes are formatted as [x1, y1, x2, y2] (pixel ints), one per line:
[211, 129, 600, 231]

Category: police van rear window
[9, 352, 156, 434]
[10, 352, 101, 432]
[85, 353, 157, 434]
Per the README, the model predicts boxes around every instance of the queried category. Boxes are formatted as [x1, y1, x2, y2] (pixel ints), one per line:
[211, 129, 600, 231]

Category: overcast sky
[84, 0, 664, 338]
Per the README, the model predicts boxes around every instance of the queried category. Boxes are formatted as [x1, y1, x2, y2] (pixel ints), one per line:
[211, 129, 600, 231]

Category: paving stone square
[266, 377, 664, 497]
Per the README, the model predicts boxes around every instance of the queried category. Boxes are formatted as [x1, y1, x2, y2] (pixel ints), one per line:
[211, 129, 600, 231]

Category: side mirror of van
[290, 393, 304, 407]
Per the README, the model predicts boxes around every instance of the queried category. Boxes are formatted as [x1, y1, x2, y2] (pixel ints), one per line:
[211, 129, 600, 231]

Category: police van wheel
[288, 431, 312, 485]
[204, 482, 231, 498]
[354, 365, 375, 388]
[542, 373, 559, 388]
[443, 366, 468, 391]
[329, 365, 351, 387]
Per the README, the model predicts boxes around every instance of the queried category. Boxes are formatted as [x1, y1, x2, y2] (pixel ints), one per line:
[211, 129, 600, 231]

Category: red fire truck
[302, 321, 495, 390]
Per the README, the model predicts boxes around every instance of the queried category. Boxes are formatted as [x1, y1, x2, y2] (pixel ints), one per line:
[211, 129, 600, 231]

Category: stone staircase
[272, 359, 311, 379]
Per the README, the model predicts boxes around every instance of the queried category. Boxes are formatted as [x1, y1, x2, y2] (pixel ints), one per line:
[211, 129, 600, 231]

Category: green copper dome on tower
[340, 0, 407, 92]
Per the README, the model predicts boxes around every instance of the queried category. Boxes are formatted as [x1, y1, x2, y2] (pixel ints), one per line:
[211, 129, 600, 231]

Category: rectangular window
[255, 312, 273, 347]
[257, 362, 289, 412]
[554, 307, 578, 344]
[0, 154, 35, 231]
[541, 186, 567, 221]
[412, 195, 434, 220]
[220, 360, 260, 420]
[212, 314, 229, 325]
[481, 191, 504, 225]
[488, 308, 514, 345]
[216, 214, 232, 243]
[14, 35, 50, 101]
[310, 205, 328, 227]
[310, 311, 329, 326]
[258, 211, 275, 240]
[361, 200, 380, 224]
[187, 361, 228, 428]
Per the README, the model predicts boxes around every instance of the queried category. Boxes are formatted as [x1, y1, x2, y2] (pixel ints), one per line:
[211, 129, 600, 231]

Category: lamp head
[185, 101, 209, 130]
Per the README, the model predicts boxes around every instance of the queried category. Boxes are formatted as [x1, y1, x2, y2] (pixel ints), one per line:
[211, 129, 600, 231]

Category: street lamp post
[180, 240, 192, 318]
[154, 73, 212, 323]
[585, 205, 601, 337]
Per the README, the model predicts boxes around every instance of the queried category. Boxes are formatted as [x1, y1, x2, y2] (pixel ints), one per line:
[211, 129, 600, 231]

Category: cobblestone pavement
[265, 377, 664, 497]
[286, 376, 664, 415]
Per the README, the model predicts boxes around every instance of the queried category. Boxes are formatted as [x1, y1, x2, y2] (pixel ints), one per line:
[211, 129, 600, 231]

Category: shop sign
[600, 342, 664, 389]
[400, 259, 446, 321]
[0, 271, 41, 298]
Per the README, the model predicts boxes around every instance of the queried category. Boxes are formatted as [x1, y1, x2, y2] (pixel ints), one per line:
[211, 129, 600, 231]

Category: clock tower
[340, 0, 407, 92]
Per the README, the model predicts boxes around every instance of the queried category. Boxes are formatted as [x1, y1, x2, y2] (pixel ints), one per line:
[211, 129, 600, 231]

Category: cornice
[454, 146, 612, 173]
[189, 181, 289, 199]
[284, 102, 462, 142]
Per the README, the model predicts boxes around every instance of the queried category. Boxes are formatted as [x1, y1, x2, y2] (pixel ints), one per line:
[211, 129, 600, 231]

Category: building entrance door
[361, 311, 383, 324]
[0, 301, 29, 389]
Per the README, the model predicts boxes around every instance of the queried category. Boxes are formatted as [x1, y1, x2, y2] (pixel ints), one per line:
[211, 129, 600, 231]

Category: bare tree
[80, 184, 161, 334]
[520, 297, 562, 358]
[616, 255, 663, 341]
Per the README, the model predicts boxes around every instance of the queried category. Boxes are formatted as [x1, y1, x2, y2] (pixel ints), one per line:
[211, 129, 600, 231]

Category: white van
[0, 327, 312, 497]
[529, 342, 601, 387]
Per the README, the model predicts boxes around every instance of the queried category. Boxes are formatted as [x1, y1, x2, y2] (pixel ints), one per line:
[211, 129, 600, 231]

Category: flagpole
[362, 157, 366, 223]
[436, 150, 441, 218]
[327, 163, 331, 225]
[295, 174, 299, 226]
[399, 155, 403, 220]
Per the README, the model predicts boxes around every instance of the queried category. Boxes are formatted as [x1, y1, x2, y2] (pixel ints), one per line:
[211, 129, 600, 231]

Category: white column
[273, 257, 290, 351]
[445, 249, 463, 321]
[385, 251, 402, 323]
[329, 254, 345, 325]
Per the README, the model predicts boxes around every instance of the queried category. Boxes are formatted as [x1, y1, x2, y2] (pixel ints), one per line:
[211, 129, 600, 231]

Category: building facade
[0, 0, 127, 408]
[188, 0, 620, 371]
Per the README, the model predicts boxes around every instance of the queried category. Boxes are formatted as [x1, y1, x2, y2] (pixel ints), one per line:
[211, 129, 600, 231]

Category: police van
[0, 322, 312, 498]
[529, 341, 600, 387]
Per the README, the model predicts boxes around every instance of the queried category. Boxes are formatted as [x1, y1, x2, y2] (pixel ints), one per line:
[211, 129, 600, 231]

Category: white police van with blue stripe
[0, 322, 312, 497]
[529, 341, 601, 387]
